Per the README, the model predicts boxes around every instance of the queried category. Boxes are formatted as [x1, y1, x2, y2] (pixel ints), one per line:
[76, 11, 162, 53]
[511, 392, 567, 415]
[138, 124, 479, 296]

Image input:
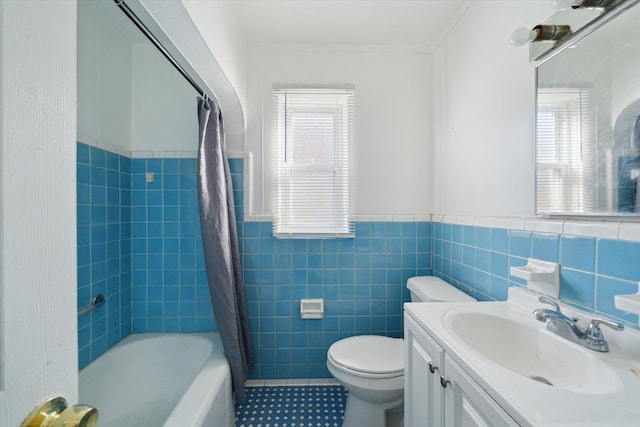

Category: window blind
[536, 87, 594, 214]
[273, 87, 354, 237]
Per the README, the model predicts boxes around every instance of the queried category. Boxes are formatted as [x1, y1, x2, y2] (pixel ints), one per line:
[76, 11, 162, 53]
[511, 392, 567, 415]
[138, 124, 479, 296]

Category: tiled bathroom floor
[235, 385, 347, 427]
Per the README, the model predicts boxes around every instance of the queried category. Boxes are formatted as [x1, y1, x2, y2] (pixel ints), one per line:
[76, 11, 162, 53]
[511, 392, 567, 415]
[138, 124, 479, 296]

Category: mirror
[536, 0, 640, 216]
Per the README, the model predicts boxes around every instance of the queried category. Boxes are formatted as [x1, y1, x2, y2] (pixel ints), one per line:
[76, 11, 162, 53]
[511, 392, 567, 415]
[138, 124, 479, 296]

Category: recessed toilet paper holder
[300, 298, 324, 319]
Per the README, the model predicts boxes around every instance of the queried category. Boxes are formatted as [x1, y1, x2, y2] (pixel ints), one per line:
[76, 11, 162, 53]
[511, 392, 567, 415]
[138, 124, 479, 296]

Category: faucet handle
[538, 295, 561, 312]
[586, 318, 624, 340]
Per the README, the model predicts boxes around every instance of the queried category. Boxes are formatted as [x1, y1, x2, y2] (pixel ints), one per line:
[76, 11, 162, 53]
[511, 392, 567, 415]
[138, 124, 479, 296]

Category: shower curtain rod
[114, 0, 209, 101]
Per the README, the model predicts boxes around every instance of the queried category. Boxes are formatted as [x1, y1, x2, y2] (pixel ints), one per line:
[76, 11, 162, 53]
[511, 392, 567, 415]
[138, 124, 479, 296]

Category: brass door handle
[21, 396, 98, 427]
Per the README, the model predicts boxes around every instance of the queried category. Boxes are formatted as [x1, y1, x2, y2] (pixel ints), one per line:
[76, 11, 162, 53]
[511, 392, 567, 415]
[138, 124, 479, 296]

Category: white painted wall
[77, 0, 132, 155]
[0, 1, 77, 424]
[78, 0, 247, 157]
[177, 0, 247, 154]
[246, 46, 433, 217]
[180, 0, 248, 114]
[78, 0, 199, 156]
[130, 42, 199, 154]
[433, 0, 555, 218]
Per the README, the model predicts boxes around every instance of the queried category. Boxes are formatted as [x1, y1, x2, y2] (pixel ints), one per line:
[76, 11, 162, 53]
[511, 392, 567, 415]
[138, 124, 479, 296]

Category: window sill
[272, 232, 355, 239]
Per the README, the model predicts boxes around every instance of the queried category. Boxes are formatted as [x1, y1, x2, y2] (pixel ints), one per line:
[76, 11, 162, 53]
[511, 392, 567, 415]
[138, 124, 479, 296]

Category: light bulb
[509, 27, 538, 47]
[551, 0, 583, 10]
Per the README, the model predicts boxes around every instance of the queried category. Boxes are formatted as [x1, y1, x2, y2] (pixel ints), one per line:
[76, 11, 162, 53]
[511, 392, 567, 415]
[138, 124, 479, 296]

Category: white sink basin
[405, 287, 640, 426]
[444, 311, 621, 394]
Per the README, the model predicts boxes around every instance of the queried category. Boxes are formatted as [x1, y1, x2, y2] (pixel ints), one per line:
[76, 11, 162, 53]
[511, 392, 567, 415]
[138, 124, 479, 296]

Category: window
[273, 86, 354, 236]
[536, 87, 594, 213]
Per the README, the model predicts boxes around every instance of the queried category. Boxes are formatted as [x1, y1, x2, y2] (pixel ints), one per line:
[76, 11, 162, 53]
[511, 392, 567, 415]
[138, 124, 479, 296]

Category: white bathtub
[79, 333, 234, 427]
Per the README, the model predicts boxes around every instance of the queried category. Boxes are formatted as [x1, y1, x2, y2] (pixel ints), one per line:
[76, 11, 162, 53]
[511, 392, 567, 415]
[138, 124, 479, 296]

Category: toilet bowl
[327, 276, 476, 427]
[328, 335, 404, 427]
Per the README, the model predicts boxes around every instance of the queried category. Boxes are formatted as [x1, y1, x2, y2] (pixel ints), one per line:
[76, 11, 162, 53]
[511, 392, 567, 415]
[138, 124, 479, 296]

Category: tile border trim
[432, 215, 640, 243]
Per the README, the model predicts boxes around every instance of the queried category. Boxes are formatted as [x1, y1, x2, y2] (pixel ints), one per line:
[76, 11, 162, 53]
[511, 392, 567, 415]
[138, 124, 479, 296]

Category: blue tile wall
[232, 162, 433, 378]
[126, 157, 431, 379]
[77, 143, 132, 369]
[242, 219, 432, 379]
[432, 224, 640, 327]
[130, 158, 217, 333]
[78, 145, 640, 378]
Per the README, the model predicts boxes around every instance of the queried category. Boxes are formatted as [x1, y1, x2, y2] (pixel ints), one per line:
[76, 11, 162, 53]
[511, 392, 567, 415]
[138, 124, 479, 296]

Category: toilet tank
[407, 276, 476, 302]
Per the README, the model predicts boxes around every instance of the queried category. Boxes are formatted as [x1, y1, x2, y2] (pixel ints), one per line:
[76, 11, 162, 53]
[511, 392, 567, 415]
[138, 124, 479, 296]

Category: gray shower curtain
[197, 97, 253, 403]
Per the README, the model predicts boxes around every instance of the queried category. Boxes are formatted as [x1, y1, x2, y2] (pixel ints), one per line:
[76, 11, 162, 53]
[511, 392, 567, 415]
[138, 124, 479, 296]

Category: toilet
[327, 276, 476, 427]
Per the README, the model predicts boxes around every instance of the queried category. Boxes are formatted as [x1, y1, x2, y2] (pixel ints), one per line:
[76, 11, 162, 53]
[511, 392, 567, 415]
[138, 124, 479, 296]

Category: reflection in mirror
[536, 0, 640, 216]
[537, 86, 595, 213]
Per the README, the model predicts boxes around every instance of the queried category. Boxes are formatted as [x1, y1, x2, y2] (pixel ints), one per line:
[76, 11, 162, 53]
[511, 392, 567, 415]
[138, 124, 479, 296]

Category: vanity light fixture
[551, 0, 618, 10]
[551, 0, 584, 10]
[509, 24, 571, 46]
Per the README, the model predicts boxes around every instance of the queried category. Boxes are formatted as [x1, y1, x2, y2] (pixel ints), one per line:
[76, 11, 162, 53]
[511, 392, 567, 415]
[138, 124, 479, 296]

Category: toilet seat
[328, 336, 403, 378]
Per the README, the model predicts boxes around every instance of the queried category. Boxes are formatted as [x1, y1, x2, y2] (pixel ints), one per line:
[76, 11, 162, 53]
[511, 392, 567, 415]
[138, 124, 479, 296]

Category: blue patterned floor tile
[235, 385, 347, 427]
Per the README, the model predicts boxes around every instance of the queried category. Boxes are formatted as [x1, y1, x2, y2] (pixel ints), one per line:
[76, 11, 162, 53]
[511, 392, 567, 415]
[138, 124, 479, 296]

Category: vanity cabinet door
[405, 315, 445, 427]
[443, 354, 518, 427]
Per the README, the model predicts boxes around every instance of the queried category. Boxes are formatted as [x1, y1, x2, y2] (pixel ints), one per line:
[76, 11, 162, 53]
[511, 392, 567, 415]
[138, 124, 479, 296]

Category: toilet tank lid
[407, 276, 476, 302]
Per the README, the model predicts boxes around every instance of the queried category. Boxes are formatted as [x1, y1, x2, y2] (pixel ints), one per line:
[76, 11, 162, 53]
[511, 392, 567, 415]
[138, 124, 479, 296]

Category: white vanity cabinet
[405, 313, 445, 427]
[443, 354, 518, 427]
[405, 314, 518, 427]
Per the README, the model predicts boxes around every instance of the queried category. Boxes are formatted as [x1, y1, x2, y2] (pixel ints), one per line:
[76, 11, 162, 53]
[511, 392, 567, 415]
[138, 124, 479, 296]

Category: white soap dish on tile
[615, 283, 640, 315]
[510, 258, 560, 298]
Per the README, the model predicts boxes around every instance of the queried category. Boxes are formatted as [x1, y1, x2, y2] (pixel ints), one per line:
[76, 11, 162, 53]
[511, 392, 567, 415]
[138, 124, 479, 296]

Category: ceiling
[226, 0, 471, 49]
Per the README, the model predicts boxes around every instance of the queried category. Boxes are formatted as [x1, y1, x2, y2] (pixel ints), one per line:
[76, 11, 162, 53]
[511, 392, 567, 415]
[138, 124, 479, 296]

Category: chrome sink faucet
[533, 296, 624, 352]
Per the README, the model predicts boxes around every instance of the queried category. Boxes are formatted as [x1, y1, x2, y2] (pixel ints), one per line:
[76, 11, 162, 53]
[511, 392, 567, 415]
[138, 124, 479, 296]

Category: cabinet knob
[428, 361, 439, 374]
[440, 376, 451, 388]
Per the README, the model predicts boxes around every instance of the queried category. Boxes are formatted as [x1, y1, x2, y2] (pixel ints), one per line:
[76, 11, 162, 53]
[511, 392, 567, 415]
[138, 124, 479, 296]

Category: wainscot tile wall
[78, 150, 431, 378]
[131, 158, 431, 379]
[130, 157, 216, 334]
[241, 219, 431, 379]
[77, 143, 132, 369]
[431, 222, 640, 327]
[78, 144, 640, 377]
